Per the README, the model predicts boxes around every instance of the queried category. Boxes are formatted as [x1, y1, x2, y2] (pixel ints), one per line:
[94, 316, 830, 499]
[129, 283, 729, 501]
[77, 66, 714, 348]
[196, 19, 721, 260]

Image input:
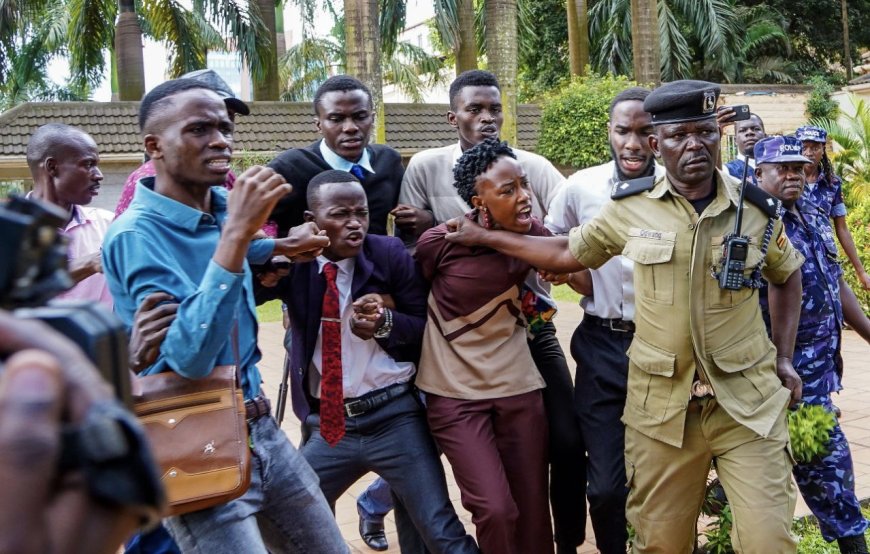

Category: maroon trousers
[426, 390, 553, 554]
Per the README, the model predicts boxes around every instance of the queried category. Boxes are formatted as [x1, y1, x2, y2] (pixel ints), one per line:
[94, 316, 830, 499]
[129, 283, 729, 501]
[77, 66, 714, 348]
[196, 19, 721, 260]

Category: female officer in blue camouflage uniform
[756, 135, 870, 554]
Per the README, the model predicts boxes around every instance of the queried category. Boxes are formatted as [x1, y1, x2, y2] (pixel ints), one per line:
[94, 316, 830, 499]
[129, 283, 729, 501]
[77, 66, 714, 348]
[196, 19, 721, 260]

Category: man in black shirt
[268, 76, 404, 238]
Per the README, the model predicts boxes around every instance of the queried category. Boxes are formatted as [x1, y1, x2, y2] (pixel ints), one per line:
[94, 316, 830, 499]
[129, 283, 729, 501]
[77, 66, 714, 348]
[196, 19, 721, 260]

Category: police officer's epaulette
[742, 184, 781, 219]
[610, 175, 656, 200]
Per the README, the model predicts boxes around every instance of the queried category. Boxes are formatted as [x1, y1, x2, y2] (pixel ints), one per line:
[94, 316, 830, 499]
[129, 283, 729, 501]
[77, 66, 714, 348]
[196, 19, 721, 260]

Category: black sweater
[267, 140, 404, 238]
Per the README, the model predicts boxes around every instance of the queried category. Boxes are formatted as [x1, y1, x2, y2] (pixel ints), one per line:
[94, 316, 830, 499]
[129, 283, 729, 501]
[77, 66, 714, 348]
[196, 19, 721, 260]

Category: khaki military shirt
[568, 170, 804, 447]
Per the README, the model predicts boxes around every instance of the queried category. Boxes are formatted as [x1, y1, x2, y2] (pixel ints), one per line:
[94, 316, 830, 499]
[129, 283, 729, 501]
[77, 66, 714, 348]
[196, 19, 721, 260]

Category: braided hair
[820, 150, 834, 181]
[452, 138, 516, 208]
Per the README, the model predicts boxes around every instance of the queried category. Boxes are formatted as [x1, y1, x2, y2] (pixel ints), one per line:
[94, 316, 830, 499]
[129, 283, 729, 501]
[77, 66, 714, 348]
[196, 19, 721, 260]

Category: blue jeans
[303, 392, 478, 554]
[165, 415, 347, 553]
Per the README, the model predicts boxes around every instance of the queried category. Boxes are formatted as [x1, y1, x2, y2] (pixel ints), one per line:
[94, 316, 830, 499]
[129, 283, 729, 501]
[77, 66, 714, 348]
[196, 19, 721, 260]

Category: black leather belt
[245, 394, 272, 421]
[344, 382, 411, 418]
[584, 314, 635, 333]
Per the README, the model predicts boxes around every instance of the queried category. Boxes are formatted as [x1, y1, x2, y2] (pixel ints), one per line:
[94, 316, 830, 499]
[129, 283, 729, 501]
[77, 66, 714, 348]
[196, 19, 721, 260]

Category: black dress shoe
[359, 516, 389, 551]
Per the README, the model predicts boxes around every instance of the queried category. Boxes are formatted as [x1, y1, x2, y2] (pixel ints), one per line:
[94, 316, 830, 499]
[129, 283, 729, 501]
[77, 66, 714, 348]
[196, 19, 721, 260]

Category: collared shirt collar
[131, 176, 225, 233]
[451, 141, 464, 165]
[316, 255, 355, 275]
[736, 153, 756, 168]
[649, 170, 735, 215]
[25, 191, 86, 231]
[319, 140, 375, 174]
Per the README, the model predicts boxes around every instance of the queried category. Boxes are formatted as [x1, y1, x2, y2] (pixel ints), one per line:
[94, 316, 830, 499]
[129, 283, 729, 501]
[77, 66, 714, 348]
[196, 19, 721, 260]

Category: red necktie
[320, 262, 345, 446]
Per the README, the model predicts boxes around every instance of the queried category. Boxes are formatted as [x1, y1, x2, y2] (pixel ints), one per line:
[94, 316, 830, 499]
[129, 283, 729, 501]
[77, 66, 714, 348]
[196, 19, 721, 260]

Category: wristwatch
[373, 308, 393, 339]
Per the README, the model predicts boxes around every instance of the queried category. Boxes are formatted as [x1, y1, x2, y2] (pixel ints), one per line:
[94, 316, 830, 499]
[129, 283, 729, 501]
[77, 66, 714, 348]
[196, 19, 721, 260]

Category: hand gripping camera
[0, 195, 164, 525]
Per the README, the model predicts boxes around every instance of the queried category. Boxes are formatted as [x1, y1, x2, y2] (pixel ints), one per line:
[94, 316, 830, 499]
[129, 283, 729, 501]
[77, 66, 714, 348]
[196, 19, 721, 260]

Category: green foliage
[0, 180, 30, 200]
[589, 0, 797, 83]
[516, 0, 568, 102]
[794, 506, 870, 553]
[736, 0, 870, 83]
[788, 404, 836, 463]
[703, 505, 734, 554]
[841, 200, 870, 312]
[812, 95, 870, 206]
[256, 299, 283, 323]
[537, 72, 636, 169]
[231, 151, 275, 174]
[806, 77, 840, 122]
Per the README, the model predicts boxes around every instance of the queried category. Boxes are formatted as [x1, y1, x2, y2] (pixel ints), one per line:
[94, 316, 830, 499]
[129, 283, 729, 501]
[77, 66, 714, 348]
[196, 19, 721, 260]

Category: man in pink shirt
[26, 123, 113, 307]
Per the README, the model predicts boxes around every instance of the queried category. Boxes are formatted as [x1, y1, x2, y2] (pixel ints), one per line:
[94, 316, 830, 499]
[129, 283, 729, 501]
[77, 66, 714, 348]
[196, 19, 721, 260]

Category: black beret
[643, 80, 721, 125]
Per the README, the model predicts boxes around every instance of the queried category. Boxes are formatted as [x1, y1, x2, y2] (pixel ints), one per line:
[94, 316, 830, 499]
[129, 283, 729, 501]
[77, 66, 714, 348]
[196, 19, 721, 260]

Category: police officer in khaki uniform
[444, 80, 805, 553]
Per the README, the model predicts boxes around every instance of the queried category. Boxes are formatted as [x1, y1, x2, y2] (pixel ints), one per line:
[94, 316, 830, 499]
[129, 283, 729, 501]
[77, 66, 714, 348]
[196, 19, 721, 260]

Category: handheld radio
[718, 158, 751, 290]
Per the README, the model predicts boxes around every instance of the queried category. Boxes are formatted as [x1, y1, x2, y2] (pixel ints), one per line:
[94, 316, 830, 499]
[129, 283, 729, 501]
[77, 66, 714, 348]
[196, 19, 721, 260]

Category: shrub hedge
[537, 72, 637, 170]
[842, 198, 870, 312]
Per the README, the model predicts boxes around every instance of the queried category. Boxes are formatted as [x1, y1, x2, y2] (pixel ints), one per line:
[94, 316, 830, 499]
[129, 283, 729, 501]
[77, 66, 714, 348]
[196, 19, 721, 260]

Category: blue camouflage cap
[795, 125, 826, 143]
[754, 135, 811, 164]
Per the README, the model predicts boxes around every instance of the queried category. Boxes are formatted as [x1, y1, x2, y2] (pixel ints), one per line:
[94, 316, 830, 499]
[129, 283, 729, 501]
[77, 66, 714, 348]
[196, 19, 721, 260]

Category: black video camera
[0, 194, 163, 521]
[0, 195, 132, 405]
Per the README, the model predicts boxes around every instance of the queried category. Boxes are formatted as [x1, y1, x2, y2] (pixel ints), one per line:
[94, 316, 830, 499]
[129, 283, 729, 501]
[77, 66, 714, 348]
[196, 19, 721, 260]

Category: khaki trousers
[625, 397, 797, 554]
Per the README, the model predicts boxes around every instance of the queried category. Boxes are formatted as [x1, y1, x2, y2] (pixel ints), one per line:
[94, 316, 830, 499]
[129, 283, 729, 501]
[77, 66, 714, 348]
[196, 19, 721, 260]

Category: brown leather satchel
[132, 364, 251, 516]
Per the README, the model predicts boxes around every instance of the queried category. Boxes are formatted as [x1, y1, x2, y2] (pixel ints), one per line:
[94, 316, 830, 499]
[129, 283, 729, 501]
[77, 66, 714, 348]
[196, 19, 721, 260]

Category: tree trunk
[253, 0, 279, 100]
[455, 0, 477, 74]
[115, 0, 145, 101]
[842, 0, 852, 81]
[275, 1, 287, 60]
[566, 0, 589, 77]
[345, 0, 384, 143]
[485, 0, 518, 146]
[630, 0, 660, 86]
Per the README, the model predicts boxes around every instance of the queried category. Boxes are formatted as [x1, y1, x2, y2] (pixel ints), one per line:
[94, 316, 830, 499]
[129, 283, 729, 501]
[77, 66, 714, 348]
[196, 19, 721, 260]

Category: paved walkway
[256, 301, 870, 553]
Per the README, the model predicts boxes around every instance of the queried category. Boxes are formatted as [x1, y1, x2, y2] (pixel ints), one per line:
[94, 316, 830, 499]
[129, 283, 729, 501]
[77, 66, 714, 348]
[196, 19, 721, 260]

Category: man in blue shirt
[103, 78, 347, 554]
[723, 113, 765, 185]
[755, 135, 870, 554]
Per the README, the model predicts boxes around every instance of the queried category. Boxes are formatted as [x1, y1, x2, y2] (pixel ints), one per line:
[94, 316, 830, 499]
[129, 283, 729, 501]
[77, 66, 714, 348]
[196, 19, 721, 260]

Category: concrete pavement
[255, 300, 870, 553]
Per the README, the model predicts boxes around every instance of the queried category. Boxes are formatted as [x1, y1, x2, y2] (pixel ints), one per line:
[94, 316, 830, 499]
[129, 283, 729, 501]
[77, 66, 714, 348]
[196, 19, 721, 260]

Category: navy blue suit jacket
[260, 234, 428, 421]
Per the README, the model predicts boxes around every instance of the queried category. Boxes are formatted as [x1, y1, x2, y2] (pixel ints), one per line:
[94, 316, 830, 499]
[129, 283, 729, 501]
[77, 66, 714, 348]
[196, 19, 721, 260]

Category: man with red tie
[257, 170, 478, 554]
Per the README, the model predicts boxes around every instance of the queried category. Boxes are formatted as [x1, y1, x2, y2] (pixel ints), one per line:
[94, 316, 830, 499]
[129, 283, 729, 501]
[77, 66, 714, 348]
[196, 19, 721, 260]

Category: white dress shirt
[309, 256, 415, 399]
[545, 161, 665, 321]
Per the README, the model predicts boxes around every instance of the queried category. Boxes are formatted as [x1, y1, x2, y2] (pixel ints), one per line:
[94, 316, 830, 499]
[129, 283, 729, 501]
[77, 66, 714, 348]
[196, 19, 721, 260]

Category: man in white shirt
[545, 86, 661, 554]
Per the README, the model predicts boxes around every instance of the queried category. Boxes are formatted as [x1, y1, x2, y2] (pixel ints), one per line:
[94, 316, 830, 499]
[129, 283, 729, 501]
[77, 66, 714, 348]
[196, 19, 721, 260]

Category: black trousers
[570, 316, 634, 554]
[532, 322, 588, 548]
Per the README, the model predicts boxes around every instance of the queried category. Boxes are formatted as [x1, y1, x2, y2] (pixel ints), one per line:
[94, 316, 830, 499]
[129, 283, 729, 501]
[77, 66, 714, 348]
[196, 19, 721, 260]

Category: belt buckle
[344, 399, 367, 418]
[690, 380, 715, 399]
[608, 319, 630, 333]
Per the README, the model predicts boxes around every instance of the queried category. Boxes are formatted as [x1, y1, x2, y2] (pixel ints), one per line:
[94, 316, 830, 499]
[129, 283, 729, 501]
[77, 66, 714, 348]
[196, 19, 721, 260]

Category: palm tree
[630, 0, 659, 85]
[64, 0, 270, 101]
[485, 0, 519, 146]
[813, 95, 870, 205]
[113, 0, 143, 100]
[0, 0, 87, 108]
[589, 0, 745, 83]
[344, 0, 384, 140]
[253, 0, 279, 100]
[278, 28, 446, 103]
[567, 0, 589, 77]
[434, 0, 478, 73]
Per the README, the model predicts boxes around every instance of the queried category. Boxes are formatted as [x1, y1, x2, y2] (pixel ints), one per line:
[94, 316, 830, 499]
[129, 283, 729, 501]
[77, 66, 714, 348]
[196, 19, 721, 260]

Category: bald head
[26, 124, 93, 174]
[26, 124, 102, 210]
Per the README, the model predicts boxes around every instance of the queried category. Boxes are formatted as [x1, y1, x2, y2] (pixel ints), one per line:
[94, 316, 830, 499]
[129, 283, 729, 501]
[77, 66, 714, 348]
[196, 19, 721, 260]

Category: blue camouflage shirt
[760, 198, 843, 396]
[804, 170, 847, 220]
